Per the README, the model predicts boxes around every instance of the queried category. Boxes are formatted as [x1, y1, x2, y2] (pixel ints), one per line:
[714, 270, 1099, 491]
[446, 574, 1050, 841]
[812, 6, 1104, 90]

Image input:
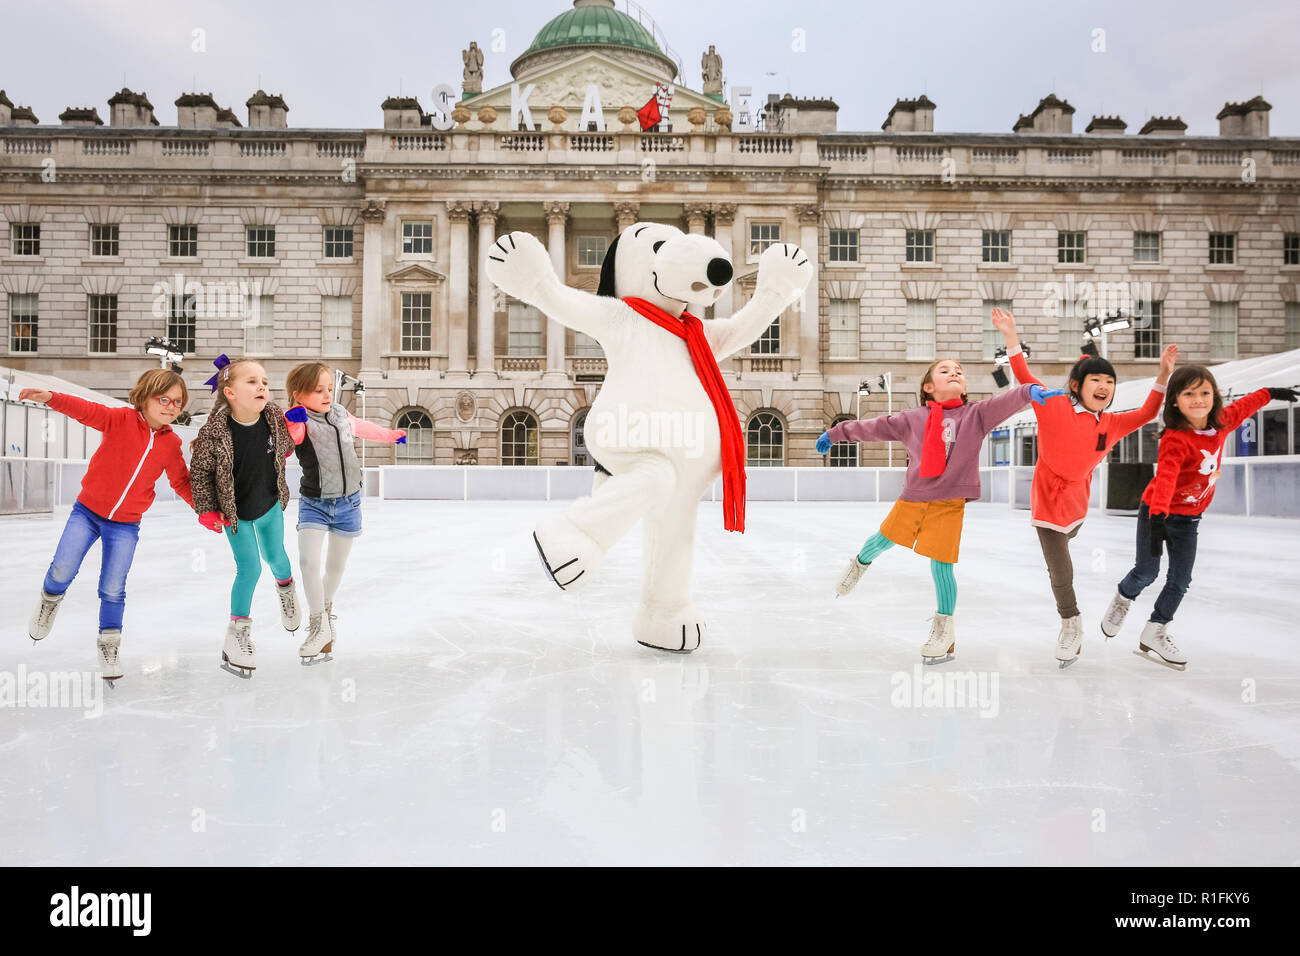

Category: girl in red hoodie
[22, 370, 210, 683]
[993, 309, 1177, 667]
[1101, 366, 1298, 669]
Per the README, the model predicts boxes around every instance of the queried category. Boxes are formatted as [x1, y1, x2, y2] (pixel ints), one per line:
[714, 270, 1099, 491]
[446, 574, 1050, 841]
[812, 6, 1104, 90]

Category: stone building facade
[2, 0, 1299, 468]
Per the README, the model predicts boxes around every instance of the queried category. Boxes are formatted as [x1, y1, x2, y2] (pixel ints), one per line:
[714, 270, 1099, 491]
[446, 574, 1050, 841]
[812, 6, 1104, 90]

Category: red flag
[637, 94, 662, 131]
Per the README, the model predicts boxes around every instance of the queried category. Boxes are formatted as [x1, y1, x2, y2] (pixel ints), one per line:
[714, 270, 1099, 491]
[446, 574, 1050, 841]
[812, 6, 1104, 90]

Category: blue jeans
[1118, 502, 1201, 625]
[42, 500, 141, 632]
[297, 490, 363, 538]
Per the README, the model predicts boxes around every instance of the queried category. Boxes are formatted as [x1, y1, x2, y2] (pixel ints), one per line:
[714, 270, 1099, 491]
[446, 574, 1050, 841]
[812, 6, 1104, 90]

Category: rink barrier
[6, 457, 1298, 518]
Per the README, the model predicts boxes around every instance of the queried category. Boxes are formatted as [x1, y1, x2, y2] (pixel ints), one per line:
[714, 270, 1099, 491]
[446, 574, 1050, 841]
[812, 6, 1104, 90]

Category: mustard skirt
[878, 497, 966, 564]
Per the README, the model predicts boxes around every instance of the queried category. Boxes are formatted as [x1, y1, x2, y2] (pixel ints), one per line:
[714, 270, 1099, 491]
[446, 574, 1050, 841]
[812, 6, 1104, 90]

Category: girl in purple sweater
[817, 358, 1062, 663]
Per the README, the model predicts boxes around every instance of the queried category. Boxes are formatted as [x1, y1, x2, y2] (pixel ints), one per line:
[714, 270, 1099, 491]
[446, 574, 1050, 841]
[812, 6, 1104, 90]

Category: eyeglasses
[155, 396, 184, 408]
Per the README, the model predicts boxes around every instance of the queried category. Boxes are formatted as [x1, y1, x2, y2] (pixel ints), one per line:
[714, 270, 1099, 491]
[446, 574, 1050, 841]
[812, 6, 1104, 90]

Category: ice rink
[2, 498, 1297, 866]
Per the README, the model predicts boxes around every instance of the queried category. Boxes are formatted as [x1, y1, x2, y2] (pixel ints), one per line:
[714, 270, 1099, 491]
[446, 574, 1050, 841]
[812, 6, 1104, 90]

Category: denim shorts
[297, 490, 363, 537]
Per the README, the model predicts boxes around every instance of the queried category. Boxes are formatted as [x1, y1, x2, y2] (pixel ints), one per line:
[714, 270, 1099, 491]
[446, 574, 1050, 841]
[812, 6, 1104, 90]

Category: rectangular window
[12, 223, 40, 256]
[905, 299, 936, 360]
[401, 292, 432, 352]
[168, 294, 197, 353]
[981, 230, 1010, 263]
[1262, 408, 1290, 456]
[90, 224, 119, 258]
[507, 300, 543, 356]
[827, 299, 859, 359]
[9, 293, 38, 352]
[1057, 231, 1086, 264]
[576, 235, 608, 267]
[243, 295, 275, 355]
[1209, 301, 1237, 360]
[829, 228, 859, 263]
[246, 226, 275, 259]
[749, 222, 781, 256]
[322, 295, 353, 358]
[88, 294, 118, 354]
[983, 299, 1012, 360]
[1208, 232, 1235, 265]
[1286, 302, 1300, 351]
[323, 226, 354, 259]
[905, 229, 935, 263]
[750, 317, 781, 354]
[169, 225, 197, 258]
[1133, 300, 1163, 359]
[1284, 234, 1300, 266]
[1058, 299, 1085, 358]
[1133, 231, 1161, 263]
[402, 221, 433, 255]
[572, 332, 603, 357]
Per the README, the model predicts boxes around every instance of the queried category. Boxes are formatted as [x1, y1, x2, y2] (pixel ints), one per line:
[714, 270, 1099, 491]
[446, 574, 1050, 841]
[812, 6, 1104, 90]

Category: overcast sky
[6, 0, 1298, 135]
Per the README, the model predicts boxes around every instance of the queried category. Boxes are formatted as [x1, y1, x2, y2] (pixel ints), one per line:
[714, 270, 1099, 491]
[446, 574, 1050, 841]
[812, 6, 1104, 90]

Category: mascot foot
[533, 513, 605, 592]
[633, 604, 707, 653]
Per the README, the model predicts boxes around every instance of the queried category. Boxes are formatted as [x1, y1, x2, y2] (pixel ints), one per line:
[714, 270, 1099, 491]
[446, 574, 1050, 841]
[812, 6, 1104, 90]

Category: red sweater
[1010, 349, 1165, 533]
[1143, 389, 1270, 516]
[47, 392, 194, 523]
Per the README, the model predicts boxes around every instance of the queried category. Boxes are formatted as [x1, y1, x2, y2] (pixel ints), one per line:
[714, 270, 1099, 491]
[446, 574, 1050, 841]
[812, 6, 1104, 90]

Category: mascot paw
[754, 241, 813, 306]
[533, 512, 605, 591]
[484, 230, 555, 303]
[633, 603, 708, 653]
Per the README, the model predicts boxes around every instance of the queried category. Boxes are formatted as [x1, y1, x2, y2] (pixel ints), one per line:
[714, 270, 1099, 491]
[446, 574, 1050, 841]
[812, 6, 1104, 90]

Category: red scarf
[920, 398, 964, 478]
[621, 296, 746, 532]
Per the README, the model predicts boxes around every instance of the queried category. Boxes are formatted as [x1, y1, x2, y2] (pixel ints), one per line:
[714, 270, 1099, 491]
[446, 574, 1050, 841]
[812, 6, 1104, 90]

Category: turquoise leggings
[858, 531, 957, 615]
[224, 504, 293, 618]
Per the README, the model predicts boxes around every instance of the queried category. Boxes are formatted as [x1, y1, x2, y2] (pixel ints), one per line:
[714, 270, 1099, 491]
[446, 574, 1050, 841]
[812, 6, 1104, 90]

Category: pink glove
[199, 511, 230, 533]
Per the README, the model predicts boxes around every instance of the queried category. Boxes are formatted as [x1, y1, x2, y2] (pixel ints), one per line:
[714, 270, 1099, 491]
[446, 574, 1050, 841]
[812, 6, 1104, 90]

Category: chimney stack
[246, 90, 289, 128]
[1084, 115, 1126, 134]
[882, 95, 935, 132]
[1217, 95, 1270, 136]
[381, 96, 428, 129]
[0, 90, 13, 126]
[59, 107, 105, 127]
[1015, 94, 1074, 134]
[1138, 116, 1187, 136]
[108, 88, 158, 127]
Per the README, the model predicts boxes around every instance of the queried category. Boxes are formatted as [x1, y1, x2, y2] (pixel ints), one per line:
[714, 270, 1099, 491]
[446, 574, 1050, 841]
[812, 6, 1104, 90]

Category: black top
[230, 415, 279, 521]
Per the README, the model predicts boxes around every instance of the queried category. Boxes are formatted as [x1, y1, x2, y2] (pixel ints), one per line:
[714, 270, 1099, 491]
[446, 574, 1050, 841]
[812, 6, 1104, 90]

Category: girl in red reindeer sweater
[1102, 366, 1297, 669]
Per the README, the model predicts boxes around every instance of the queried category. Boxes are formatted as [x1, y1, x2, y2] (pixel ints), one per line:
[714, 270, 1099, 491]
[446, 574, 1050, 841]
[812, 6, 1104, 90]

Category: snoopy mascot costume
[485, 221, 812, 652]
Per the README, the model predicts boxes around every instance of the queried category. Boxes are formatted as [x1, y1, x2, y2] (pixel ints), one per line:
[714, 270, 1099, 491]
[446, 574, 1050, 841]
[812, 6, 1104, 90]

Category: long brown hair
[286, 362, 331, 406]
[210, 357, 265, 415]
[128, 369, 188, 412]
[918, 358, 968, 405]
[1163, 365, 1224, 431]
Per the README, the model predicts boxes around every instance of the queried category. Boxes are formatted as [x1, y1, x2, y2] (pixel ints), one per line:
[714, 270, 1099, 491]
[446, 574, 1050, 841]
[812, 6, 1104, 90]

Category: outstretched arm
[703, 242, 813, 360]
[347, 411, 406, 444]
[484, 230, 624, 340]
[991, 308, 1044, 388]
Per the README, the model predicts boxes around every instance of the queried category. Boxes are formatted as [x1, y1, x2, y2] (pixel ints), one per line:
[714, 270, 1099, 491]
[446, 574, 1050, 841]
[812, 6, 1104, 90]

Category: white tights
[298, 528, 354, 616]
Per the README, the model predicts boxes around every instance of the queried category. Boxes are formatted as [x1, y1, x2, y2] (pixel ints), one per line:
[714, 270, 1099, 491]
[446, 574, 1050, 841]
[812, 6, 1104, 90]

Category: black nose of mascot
[706, 257, 733, 287]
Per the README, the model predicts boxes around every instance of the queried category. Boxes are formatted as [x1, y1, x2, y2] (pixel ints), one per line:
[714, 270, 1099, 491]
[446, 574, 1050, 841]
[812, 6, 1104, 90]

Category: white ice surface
[1, 499, 1297, 866]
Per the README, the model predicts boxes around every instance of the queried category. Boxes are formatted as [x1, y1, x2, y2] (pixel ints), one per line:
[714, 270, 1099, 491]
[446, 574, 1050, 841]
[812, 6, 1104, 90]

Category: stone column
[613, 201, 640, 234]
[711, 202, 738, 318]
[446, 200, 472, 376]
[475, 200, 500, 378]
[685, 203, 709, 236]
[544, 200, 570, 378]
[796, 203, 821, 377]
[359, 199, 387, 375]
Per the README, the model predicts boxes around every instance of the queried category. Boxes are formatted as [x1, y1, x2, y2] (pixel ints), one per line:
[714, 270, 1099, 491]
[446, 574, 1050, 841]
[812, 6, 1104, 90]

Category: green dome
[524, 1, 664, 57]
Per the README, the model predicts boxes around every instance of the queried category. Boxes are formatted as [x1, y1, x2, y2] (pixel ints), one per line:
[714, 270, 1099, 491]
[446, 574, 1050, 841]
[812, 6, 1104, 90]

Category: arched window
[828, 415, 859, 467]
[572, 408, 591, 466]
[501, 409, 539, 466]
[395, 409, 433, 464]
[746, 411, 784, 468]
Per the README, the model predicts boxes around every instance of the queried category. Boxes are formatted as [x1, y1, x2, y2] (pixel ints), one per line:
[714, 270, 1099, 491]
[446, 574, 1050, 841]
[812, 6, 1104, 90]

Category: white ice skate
[921, 614, 955, 665]
[325, 601, 337, 647]
[532, 512, 605, 592]
[297, 611, 333, 665]
[97, 629, 123, 685]
[1056, 615, 1083, 669]
[1134, 620, 1187, 671]
[834, 557, 869, 598]
[221, 618, 256, 678]
[1100, 590, 1132, 639]
[276, 580, 301, 632]
[28, 590, 65, 642]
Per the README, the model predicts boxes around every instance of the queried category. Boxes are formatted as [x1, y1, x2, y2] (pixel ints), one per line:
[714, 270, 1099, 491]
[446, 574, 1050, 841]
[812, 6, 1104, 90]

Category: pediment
[386, 264, 446, 284]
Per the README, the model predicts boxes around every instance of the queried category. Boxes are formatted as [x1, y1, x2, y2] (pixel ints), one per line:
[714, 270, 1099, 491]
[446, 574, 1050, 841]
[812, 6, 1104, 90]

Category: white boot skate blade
[299, 653, 333, 666]
[1132, 649, 1186, 671]
[220, 660, 254, 679]
[635, 641, 696, 655]
[1058, 656, 1079, 669]
[922, 653, 955, 666]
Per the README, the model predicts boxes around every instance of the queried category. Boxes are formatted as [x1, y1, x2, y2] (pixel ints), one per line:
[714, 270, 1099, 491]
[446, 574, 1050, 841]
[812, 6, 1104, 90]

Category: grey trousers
[1036, 525, 1082, 619]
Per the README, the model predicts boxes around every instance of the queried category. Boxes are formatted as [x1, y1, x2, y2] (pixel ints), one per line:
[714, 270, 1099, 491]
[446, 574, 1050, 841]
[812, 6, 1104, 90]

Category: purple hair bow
[204, 353, 231, 393]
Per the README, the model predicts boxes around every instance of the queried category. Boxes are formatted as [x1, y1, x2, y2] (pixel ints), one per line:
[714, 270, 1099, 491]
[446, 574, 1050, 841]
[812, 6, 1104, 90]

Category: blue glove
[284, 405, 308, 423]
[1030, 384, 1066, 405]
[816, 431, 832, 455]
[396, 435, 406, 444]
